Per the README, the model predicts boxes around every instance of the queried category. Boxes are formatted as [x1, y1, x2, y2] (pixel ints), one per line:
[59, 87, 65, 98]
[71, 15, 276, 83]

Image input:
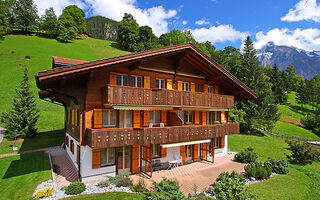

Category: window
[156, 79, 165, 89]
[66, 136, 69, 147]
[206, 111, 219, 124]
[214, 137, 221, 148]
[101, 148, 115, 166]
[184, 111, 193, 124]
[131, 76, 142, 87]
[185, 145, 193, 158]
[119, 110, 132, 128]
[150, 110, 160, 125]
[208, 86, 214, 93]
[150, 144, 160, 158]
[182, 82, 190, 91]
[102, 110, 116, 127]
[116, 74, 128, 86]
[70, 140, 74, 154]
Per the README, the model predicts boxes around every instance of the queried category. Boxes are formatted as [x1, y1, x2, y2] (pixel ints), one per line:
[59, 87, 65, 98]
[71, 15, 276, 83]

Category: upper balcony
[103, 84, 234, 108]
[86, 122, 240, 149]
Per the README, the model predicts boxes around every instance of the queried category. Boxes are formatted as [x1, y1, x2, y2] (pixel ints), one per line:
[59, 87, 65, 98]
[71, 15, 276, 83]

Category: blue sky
[35, 0, 320, 51]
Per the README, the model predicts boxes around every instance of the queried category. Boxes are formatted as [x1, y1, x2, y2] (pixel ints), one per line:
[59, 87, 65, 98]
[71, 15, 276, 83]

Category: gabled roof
[52, 56, 87, 68]
[37, 43, 258, 100]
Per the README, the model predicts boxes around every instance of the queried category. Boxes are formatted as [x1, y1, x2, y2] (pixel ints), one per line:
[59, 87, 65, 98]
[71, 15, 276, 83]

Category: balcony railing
[86, 122, 240, 149]
[103, 85, 234, 108]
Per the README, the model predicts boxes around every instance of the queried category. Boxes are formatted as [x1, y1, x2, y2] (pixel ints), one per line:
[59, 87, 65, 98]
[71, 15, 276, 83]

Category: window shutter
[202, 143, 207, 160]
[131, 145, 139, 173]
[109, 73, 117, 85]
[178, 81, 183, 91]
[160, 146, 167, 158]
[221, 111, 225, 123]
[194, 111, 200, 125]
[221, 137, 225, 148]
[143, 111, 150, 126]
[193, 144, 198, 161]
[214, 86, 219, 94]
[180, 146, 186, 164]
[133, 110, 141, 128]
[144, 76, 150, 88]
[92, 149, 101, 169]
[204, 84, 208, 93]
[191, 82, 195, 92]
[93, 109, 103, 128]
[161, 110, 167, 125]
[167, 79, 172, 90]
[77, 145, 80, 165]
[202, 111, 206, 125]
[71, 109, 75, 126]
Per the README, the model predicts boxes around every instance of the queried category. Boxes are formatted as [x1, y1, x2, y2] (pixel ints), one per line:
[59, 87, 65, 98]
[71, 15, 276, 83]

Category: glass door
[186, 145, 193, 161]
[118, 146, 131, 173]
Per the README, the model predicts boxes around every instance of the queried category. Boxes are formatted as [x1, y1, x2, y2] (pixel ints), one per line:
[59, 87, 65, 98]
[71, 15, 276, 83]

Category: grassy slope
[0, 152, 51, 200]
[0, 35, 129, 154]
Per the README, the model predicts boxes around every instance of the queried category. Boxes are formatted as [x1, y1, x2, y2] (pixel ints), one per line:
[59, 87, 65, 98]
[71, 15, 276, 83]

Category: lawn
[0, 34, 129, 154]
[274, 121, 320, 140]
[63, 192, 146, 200]
[0, 151, 51, 200]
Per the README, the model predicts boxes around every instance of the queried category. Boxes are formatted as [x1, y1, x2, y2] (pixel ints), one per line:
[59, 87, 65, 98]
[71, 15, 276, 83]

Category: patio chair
[160, 123, 165, 127]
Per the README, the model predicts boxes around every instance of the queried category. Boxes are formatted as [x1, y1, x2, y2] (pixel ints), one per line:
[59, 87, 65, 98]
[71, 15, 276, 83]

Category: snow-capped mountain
[256, 42, 320, 79]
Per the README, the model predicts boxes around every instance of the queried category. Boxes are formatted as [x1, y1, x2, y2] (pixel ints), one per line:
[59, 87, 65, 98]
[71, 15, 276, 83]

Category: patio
[130, 153, 246, 195]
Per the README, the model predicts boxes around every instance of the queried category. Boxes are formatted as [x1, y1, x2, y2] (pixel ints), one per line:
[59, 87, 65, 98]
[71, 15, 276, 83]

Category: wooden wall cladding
[87, 122, 240, 149]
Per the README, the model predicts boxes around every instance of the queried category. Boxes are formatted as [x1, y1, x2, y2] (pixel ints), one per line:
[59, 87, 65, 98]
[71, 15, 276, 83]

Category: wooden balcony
[86, 122, 240, 149]
[104, 85, 234, 108]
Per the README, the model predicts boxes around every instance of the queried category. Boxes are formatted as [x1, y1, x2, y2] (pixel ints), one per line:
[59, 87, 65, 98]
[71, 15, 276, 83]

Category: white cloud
[190, 24, 249, 43]
[182, 20, 188, 25]
[281, 0, 320, 22]
[195, 18, 210, 25]
[254, 28, 320, 51]
[34, 0, 177, 36]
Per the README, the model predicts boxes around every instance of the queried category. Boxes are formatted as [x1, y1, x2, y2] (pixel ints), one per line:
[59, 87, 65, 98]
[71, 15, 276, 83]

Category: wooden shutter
[77, 145, 80, 165]
[180, 146, 186, 164]
[211, 138, 215, 163]
[144, 76, 150, 88]
[194, 111, 200, 125]
[161, 110, 167, 125]
[191, 82, 195, 92]
[131, 145, 139, 173]
[109, 73, 117, 85]
[167, 79, 173, 90]
[221, 111, 225, 123]
[178, 81, 183, 91]
[204, 84, 208, 93]
[133, 110, 141, 128]
[71, 109, 75, 126]
[66, 136, 69, 147]
[221, 137, 225, 148]
[202, 143, 207, 160]
[214, 86, 219, 94]
[92, 149, 101, 169]
[161, 146, 167, 158]
[202, 111, 206, 125]
[193, 144, 198, 161]
[93, 109, 103, 129]
[143, 111, 150, 126]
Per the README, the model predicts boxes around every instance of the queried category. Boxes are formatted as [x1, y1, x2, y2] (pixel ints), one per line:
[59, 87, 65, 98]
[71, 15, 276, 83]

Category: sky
[34, 0, 320, 51]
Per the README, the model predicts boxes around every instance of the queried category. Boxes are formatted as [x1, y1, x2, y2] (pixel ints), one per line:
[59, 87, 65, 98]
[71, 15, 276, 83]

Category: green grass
[0, 151, 51, 200]
[0, 34, 129, 154]
[63, 192, 146, 200]
[274, 121, 320, 140]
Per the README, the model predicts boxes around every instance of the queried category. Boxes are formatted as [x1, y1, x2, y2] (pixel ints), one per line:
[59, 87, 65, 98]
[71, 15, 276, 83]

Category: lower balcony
[86, 122, 240, 149]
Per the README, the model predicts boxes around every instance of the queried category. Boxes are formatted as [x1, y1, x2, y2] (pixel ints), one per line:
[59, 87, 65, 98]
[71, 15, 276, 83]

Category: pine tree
[296, 79, 308, 111]
[270, 64, 287, 104]
[0, 0, 9, 38]
[14, 0, 38, 32]
[40, 7, 58, 37]
[1, 67, 40, 139]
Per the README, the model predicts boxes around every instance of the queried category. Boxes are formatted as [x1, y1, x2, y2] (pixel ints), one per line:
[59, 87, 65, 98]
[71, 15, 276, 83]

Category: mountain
[86, 16, 119, 41]
[256, 42, 320, 79]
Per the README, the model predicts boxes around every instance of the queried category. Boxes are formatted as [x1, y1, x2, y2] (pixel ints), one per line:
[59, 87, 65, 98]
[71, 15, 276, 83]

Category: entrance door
[185, 145, 193, 161]
[118, 146, 131, 173]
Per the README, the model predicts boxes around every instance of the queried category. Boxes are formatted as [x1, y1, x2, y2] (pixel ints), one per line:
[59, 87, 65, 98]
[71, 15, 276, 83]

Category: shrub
[268, 159, 289, 174]
[65, 182, 86, 195]
[131, 179, 147, 193]
[97, 180, 110, 188]
[107, 172, 131, 185]
[33, 187, 54, 198]
[301, 115, 320, 134]
[147, 178, 186, 200]
[210, 171, 256, 200]
[245, 161, 272, 179]
[286, 140, 315, 165]
[234, 148, 258, 163]
[115, 176, 133, 187]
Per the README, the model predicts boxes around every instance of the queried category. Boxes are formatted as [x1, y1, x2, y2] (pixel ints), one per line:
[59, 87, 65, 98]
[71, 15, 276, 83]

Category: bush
[268, 159, 289, 174]
[97, 180, 110, 188]
[33, 187, 54, 198]
[107, 172, 133, 187]
[234, 148, 258, 163]
[147, 178, 186, 200]
[210, 171, 256, 200]
[245, 161, 272, 179]
[131, 179, 147, 193]
[107, 172, 131, 184]
[65, 182, 86, 195]
[286, 140, 316, 165]
[301, 115, 320, 134]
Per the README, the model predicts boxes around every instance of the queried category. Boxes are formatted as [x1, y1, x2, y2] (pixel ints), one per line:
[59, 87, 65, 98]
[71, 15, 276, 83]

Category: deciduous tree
[14, 0, 38, 32]
[117, 13, 140, 52]
[0, 0, 9, 38]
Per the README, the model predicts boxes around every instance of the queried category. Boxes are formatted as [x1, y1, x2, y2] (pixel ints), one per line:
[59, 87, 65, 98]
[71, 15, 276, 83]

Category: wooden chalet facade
[36, 43, 257, 180]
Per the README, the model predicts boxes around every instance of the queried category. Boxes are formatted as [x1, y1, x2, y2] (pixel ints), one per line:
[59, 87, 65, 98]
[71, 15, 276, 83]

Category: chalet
[36, 43, 257, 181]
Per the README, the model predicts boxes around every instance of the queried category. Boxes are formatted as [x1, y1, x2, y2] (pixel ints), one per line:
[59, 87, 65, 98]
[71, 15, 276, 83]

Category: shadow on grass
[2, 151, 50, 179]
[287, 105, 316, 117]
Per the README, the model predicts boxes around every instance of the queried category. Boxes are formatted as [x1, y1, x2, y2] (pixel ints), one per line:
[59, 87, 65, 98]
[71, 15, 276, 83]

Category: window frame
[100, 147, 116, 167]
[131, 75, 142, 88]
[184, 111, 193, 124]
[119, 110, 132, 128]
[70, 140, 74, 154]
[150, 144, 160, 158]
[156, 79, 165, 89]
[116, 74, 129, 86]
[149, 110, 160, 125]
[182, 81, 190, 91]
[208, 85, 214, 94]
[102, 109, 117, 127]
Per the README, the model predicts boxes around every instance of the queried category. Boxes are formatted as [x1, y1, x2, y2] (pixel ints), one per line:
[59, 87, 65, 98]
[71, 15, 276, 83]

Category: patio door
[200, 141, 214, 163]
[118, 146, 131, 173]
[140, 145, 152, 177]
[185, 145, 193, 161]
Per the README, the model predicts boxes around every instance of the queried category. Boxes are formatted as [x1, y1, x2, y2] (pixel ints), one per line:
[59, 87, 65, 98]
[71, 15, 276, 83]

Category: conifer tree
[0, 0, 9, 38]
[270, 64, 287, 104]
[296, 79, 308, 111]
[14, 0, 38, 32]
[40, 7, 58, 37]
[1, 67, 40, 139]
